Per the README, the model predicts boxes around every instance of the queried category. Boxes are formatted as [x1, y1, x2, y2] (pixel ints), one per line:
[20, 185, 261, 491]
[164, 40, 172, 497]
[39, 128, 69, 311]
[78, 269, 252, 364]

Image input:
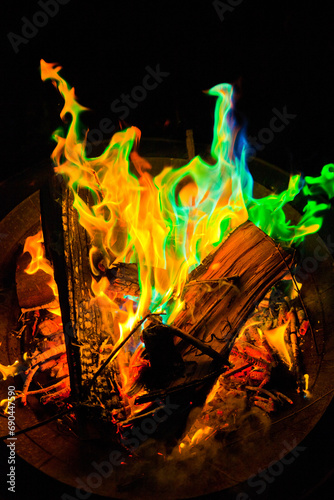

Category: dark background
[1, 0, 334, 182]
[1, 0, 334, 499]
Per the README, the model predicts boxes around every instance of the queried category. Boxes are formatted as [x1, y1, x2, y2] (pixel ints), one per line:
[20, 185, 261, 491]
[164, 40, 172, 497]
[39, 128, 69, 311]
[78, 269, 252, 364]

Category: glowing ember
[190, 426, 213, 445]
[304, 373, 309, 390]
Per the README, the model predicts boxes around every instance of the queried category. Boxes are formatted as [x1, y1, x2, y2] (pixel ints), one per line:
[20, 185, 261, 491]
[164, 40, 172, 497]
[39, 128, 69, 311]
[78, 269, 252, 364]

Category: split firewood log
[173, 220, 293, 364]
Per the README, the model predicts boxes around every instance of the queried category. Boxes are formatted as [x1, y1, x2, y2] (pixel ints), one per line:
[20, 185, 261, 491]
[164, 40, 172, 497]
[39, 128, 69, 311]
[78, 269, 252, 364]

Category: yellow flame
[262, 324, 292, 368]
[206, 378, 221, 404]
[303, 373, 312, 399]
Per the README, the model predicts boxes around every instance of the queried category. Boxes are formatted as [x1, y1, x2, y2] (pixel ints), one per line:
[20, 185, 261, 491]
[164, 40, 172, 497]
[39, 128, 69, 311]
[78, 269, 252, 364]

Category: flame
[0, 360, 21, 381]
[303, 163, 334, 198]
[303, 373, 311, 399]
[23, 229, 61, 316]
[40, 63, 254, 333]
[206, 378, 221, 404]
[190, 426, 213, 445]
[262, 324, 292, 368]
[40, 60, 334, 400]
[304, 373, 309, 390]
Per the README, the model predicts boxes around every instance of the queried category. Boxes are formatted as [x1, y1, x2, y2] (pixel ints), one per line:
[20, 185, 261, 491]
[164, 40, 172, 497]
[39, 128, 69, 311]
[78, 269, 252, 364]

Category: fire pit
[1, 61, 334, 499]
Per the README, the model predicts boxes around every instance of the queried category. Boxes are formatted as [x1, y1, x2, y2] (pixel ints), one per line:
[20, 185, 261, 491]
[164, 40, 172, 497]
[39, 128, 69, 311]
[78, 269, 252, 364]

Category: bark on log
[172, 220, 293, 364]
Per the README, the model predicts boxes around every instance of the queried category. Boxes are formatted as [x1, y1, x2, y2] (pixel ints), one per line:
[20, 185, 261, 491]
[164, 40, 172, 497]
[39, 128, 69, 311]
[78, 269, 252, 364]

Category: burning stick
[88, 313, 162, 391]
[273, 244, 319, 355]
[27, 344, 67, 368]
[21, 365, 39, 405]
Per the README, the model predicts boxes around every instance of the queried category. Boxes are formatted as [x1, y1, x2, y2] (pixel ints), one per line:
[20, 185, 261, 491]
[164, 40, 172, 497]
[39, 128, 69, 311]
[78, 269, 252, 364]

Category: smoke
[110, 388, 272, 499]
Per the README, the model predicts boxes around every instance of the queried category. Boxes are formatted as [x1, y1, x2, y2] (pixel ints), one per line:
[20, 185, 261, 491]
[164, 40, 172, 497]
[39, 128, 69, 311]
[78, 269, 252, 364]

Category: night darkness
[1, 0, 334, 499]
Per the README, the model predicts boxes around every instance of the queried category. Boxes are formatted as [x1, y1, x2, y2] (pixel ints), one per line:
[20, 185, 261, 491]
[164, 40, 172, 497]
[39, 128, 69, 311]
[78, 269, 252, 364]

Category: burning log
[131, 224, 293, 406]
[173, 221, 293, 364]
[128, 222, 293, 402]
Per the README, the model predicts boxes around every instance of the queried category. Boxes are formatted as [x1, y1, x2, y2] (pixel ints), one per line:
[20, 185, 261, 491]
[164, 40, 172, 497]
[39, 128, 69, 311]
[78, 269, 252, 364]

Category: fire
[39, 60, 334, 402]
[304, 373, 309, 390]
[0, 398, 14, 414]
[262, 324, 292, 368]
[23, 229, 61, 316]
